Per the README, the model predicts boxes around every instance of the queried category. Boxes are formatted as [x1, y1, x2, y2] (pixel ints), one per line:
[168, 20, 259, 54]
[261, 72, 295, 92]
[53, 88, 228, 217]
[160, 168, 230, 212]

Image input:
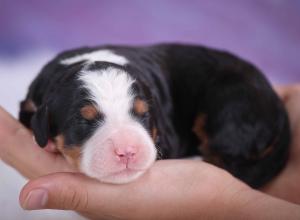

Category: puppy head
[31, 62, 158, 183]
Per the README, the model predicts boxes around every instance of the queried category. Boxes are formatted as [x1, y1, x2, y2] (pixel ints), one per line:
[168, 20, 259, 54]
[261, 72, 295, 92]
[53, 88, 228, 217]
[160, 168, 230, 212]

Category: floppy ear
[31, 104, 49, 147]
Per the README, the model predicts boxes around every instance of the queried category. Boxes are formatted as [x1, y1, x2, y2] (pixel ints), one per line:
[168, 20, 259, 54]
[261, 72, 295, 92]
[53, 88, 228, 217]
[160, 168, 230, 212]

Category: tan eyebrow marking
[54, 134, 82, 168]
[80, 105, 98, 120]
[133, 98, 148, 115]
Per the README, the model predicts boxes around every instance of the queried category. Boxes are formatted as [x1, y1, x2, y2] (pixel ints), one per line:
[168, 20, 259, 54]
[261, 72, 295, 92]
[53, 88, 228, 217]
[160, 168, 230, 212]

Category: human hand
[17, 160, 246, 220]
[18, 160, 300, 220]
[261, 84, 300, 203]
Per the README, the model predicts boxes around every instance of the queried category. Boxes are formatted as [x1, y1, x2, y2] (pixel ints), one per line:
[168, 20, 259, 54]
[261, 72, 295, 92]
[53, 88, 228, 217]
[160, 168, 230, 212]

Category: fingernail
[23, 188, 48, 210]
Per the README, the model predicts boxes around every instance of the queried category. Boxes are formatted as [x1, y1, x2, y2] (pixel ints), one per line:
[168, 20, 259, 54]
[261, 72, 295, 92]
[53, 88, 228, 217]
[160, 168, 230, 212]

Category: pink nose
[114, 146, 137, 165]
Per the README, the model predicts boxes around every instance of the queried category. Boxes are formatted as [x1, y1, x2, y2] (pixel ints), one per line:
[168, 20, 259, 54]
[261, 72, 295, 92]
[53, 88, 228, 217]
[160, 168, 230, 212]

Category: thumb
[19, 172, 114, 212]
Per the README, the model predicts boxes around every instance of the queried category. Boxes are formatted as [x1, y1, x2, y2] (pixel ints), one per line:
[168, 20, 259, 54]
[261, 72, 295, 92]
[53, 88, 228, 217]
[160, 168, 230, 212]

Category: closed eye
[131, 110, 150, 125]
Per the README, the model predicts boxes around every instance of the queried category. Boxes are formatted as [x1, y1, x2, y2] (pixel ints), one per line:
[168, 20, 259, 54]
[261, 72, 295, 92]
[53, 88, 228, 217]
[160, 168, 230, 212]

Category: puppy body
[20, 44, 290, 187]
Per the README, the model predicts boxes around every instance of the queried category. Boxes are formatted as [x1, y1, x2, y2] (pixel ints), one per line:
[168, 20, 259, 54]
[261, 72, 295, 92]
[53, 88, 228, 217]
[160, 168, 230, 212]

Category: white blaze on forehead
[78, 67, 135, 119]
[78, 66, 157, 184]
[60, 49, 129, 66]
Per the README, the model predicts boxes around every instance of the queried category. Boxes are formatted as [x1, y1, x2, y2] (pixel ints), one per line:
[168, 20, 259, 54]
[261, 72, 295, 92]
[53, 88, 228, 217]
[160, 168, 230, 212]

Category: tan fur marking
[80, 105, 98, 120]
[54, 135, 82, 168]
[249, 143, 275, 160]
[193, 114, 209, 151]
[22, 99, 37, 112]
[260, 145, 274, 158]
[55, 135, 65, 149]
[193, 114, 223, 166]
[258, 136, 278, 159]
[134, 99, 148, 115]
[152, 127, 158, 142]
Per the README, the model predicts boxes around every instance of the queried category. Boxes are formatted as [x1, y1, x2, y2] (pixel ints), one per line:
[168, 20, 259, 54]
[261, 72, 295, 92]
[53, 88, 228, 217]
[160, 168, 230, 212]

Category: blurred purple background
[0, 0, 299, 83]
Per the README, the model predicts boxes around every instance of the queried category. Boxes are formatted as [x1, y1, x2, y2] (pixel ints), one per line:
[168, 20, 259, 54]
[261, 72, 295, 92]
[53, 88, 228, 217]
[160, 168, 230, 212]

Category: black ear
[31, 105, 49, 147]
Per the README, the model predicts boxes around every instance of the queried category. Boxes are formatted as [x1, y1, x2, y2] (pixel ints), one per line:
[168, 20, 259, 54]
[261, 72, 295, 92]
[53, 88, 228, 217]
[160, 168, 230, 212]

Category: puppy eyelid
[80, 105, 99, 120]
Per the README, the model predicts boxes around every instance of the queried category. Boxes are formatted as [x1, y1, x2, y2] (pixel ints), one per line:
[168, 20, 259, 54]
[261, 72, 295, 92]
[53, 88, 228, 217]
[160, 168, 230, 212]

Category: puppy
[19, 44, 290, 188]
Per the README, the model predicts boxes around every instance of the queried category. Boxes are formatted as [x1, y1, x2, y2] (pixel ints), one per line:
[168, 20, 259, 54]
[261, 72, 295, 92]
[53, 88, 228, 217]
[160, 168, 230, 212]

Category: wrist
[221, 187, 300, 219]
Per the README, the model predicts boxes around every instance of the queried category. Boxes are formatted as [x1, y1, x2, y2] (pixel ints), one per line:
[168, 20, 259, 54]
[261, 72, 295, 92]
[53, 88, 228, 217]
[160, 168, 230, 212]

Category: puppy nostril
[126, 151, 136, 158]
[118, 153, 125, 157]
[116, 151, 135, 158]
[114, 147, 137, 163]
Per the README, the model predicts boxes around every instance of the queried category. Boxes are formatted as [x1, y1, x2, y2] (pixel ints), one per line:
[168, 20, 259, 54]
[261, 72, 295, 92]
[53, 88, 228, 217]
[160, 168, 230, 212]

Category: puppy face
[31, 63, 157, 184]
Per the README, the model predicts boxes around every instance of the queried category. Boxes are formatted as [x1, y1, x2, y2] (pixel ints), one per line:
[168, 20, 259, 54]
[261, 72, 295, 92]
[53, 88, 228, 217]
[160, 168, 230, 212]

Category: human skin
[261, 85, 300, 203]
[0, 85, 300, 219]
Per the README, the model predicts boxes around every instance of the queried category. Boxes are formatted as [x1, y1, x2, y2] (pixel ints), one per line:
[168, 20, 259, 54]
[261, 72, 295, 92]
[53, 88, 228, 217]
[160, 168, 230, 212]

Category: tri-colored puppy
[19, 44, 290, 188]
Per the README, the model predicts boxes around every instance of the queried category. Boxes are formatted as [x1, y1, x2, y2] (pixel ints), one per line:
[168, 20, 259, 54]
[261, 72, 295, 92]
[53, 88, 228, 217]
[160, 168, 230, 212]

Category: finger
[273, 85, 300, 164]
[19, 160, 237, 212]
[19, 172, 120, 214]
[273, 85, 286, 99]
[0, 106, 75, 179]
[273, 84, 300, 102]
[273, 85, 300, 144]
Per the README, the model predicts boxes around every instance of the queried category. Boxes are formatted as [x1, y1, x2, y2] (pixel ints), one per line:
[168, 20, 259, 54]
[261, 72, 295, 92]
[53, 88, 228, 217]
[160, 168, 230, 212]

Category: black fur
[19, 43, 290, 188]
